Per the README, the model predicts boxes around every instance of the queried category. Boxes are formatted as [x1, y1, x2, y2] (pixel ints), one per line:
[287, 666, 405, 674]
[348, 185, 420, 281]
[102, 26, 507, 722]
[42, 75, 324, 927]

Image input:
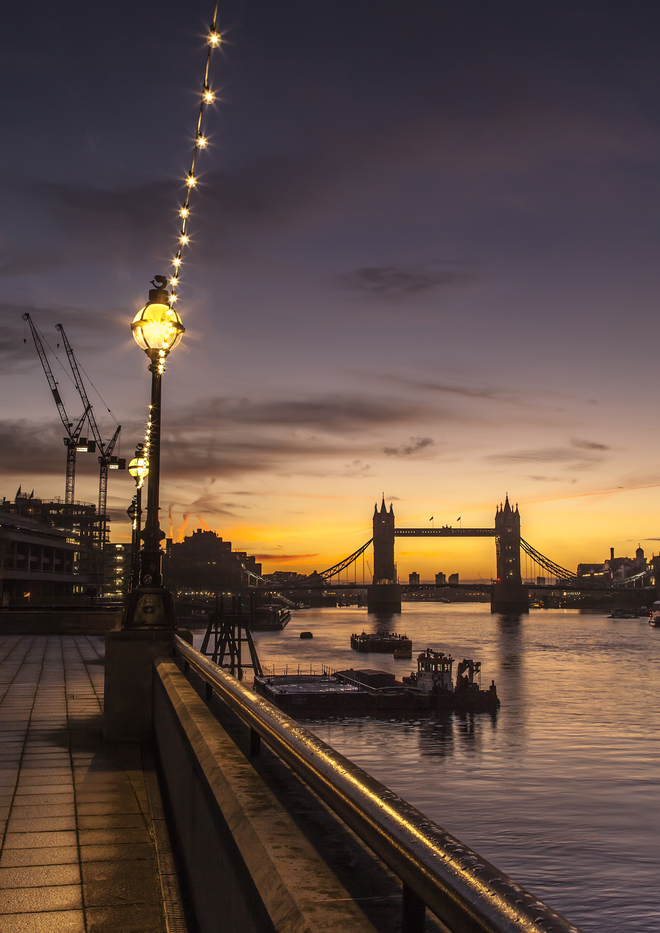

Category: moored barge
[254, 647, 499, 716]
[350, 631, 413, 653]
[249, 605, 291, 631]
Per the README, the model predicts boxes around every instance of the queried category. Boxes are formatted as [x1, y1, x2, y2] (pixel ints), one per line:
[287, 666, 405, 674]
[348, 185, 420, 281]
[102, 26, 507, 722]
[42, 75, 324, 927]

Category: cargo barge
[350, 631, 413, 653]
[249, 605, 291, 631]
[254, 648, 499, 716]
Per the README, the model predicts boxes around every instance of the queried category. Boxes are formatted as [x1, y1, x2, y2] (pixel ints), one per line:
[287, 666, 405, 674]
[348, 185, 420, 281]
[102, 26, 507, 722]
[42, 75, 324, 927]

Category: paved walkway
[0, 635, 183, 933]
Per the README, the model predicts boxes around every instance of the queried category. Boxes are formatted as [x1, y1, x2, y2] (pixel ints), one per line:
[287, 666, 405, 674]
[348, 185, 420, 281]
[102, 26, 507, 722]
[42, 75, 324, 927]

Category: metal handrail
[173, 636, 583, 933]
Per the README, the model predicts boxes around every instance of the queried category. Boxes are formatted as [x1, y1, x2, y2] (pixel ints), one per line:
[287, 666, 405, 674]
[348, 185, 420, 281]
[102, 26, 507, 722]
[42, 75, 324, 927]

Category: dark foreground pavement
[0, 635, 186, 933]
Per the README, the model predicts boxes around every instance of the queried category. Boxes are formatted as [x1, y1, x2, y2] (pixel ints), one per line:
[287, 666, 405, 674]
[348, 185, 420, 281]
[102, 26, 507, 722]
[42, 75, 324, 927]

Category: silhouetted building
[435, 571, 446, 585]
[580, 545, 647, 584]
[448, 572, 459, 585]
[262, 570, 307, 584]
[409, 571, 420, 584]
[164, 528, 262, 594]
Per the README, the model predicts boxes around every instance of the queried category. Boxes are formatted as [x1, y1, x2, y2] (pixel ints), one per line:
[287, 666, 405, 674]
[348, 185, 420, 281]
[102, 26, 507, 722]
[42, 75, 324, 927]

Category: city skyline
[2, 1, 660, 580]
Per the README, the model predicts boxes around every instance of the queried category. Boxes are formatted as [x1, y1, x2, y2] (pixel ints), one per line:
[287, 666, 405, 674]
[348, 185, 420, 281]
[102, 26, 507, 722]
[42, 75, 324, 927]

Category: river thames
[214, 602, 660, 932]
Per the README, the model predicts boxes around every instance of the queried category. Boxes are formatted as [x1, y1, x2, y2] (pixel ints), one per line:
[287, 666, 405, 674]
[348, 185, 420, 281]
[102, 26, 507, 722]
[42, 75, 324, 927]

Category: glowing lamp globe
[128, 457, 149, 483]
[131, 277, 185, 355]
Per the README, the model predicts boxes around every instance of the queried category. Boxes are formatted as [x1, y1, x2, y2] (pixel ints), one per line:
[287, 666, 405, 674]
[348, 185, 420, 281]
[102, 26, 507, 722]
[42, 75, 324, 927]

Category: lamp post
[128, 445, 148, 590]
[121, 275, 184, 629]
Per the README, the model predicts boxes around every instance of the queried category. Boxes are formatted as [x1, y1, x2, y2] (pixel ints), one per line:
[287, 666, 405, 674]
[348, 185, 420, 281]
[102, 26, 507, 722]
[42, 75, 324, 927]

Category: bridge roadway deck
[0, 635, 185, 933]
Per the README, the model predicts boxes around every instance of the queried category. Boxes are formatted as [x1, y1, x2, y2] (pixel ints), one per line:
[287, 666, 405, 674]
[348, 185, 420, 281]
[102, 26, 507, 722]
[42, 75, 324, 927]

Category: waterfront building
[0, 489, 102, 602]
[164, 528, 262, 594]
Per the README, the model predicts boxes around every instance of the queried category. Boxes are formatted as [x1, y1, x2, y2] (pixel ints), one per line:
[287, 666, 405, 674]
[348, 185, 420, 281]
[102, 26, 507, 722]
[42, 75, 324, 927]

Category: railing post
[401, 883, 425, 933]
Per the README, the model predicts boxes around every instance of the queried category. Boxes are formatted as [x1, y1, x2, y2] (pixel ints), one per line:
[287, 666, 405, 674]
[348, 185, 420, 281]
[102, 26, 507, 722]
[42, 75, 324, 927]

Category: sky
[3, 1, 660, 581]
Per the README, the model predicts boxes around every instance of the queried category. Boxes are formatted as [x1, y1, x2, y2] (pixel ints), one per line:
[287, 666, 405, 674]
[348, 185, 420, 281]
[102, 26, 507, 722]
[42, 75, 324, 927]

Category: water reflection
[496, 614, 524, 680]
[417, 707, 499, 759]
[244, 604, 659, 931]
[368, 611, 402, 632]
[417, 713, 454, 757]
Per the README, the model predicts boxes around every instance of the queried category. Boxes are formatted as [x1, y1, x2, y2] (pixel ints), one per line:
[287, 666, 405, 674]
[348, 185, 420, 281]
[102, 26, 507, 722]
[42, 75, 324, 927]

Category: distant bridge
[259, 498, 653, 595]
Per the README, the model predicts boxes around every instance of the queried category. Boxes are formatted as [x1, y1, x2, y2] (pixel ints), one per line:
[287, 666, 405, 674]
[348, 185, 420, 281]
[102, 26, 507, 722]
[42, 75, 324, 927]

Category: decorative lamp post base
[121, 585, 178, 630]
[103, 586, 186, 741]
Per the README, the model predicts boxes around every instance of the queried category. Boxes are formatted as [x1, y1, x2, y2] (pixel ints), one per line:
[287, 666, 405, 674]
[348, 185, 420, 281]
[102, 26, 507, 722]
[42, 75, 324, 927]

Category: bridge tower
[373, 497, 395, 583]
[492, 496, 528, 614]
[368, 498, 401, 612]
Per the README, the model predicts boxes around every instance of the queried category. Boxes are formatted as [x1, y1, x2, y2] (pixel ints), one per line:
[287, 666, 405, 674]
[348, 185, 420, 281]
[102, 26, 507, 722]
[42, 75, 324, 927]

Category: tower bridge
[370, 495, 526, 613]
[289, 496, 653, 613]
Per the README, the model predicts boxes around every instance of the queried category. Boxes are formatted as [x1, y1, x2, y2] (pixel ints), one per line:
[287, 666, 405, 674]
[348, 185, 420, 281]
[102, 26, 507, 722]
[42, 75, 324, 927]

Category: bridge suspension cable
[317, 539, 373, 580]
[520, 538, 575, 582]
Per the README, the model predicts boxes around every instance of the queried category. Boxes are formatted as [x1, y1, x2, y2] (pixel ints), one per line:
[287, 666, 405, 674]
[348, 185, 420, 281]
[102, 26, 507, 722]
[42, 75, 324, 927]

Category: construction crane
[22, 313, 94, 505]
[55, 324, 125, 548]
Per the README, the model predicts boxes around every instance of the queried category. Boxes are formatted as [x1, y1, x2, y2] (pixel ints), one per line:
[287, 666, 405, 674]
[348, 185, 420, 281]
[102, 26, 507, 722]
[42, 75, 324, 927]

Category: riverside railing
[173, 636, 583, 933]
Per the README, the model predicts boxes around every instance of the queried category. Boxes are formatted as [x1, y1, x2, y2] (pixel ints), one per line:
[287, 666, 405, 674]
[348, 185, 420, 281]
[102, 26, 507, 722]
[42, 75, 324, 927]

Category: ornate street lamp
[122, 275, 184, 628]
[127, 445, 149, 591]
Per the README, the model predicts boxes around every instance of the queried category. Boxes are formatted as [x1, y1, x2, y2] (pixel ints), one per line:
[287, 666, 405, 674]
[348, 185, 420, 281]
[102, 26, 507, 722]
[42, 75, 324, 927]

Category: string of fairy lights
[170, 0, 222, 304]
[136, 2, 222, 487]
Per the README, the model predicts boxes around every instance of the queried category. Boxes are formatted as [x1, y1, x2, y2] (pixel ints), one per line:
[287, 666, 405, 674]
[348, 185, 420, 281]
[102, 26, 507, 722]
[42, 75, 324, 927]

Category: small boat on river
[249, 605, 291, 631]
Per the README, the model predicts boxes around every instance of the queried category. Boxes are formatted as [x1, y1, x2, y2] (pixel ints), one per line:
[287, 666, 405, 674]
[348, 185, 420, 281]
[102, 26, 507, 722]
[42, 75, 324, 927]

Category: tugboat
[402, 648, 454, 692]
[402, 649, 499, 710]
[350, 631, 413, 654]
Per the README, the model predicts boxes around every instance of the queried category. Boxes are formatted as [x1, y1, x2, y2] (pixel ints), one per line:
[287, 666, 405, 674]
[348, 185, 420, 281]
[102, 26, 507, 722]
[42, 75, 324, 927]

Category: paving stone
[78, 814, 146, 830]
[0, 864, 80, 887]
[10, 804, 75, 818]
[81, 859, 157, 886]
[14, 784, 73, 807]
[79, 844, 156, 863]
[85, 903, 163, 932]
[0, 883, 82, 912]
[78, 827, 151, 846]
[4, 831, 78, 849]
[75, 800, 140, 816]
[8, 816, 77, 833]
[17, 774, 73, 786]
[83, 872, 161, 907]
[0, 910, 85, 932]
